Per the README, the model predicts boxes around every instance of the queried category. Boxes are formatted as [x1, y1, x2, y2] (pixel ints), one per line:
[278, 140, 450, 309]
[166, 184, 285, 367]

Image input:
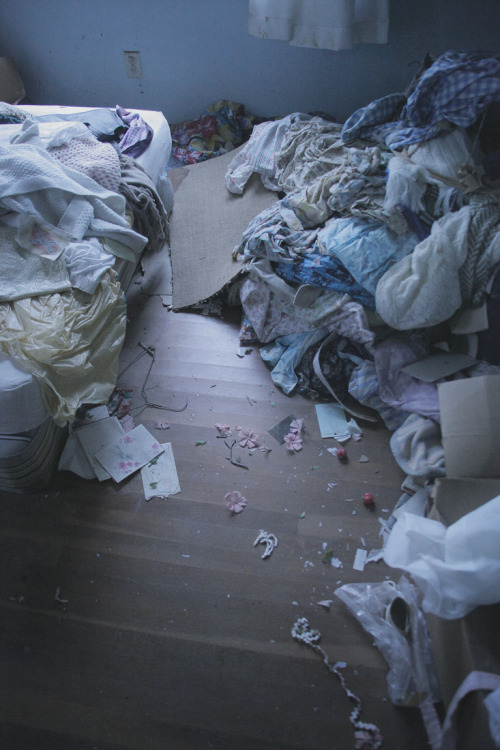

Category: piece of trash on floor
[315, 403, 348, 439]
[94, 424, 164, 483]
[363, 492, 375, 507]
[318, 600, 334, 610]
[225, 439, 249, 470]
[62, 414, 125, 481]
[238, 428, 259, 449]
[215, 423, 232, 438]
[353, 548, 368, 571]
[268, 414, 297, 444]
[323, 549, 343, 567]
[225, 490, 247, 514]
[141, 442, 180, 501]
[54, 587, 69, 603]
[316, 406, 363, 443]
[284, 431, 303, 452]
[291, 617, 383, 750]
[155, 421, 170, 430]
[254, 530, 278, 559]
[195, 440, 207, 446]
[359, 455, 369, 463]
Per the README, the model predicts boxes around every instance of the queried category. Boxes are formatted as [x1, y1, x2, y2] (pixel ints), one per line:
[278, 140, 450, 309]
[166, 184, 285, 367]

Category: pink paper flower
[225, 490, 247, 514]
[289, 418, 304, 434]
[238, 428, 259, 449]
[215, 423, 231, 437]
[284, 432, 303, 452]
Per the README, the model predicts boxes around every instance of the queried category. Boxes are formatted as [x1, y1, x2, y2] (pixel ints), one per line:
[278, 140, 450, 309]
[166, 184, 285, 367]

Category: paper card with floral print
[140, 442, 180, 501]
[94, 424, 164, 483]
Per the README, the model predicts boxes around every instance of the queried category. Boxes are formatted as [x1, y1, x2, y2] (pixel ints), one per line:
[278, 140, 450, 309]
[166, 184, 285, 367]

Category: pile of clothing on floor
[224, 49, 500, 492]
[169, 99, 255, 166]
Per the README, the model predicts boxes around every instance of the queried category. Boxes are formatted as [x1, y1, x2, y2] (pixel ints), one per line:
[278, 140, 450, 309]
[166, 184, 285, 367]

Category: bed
[0, 103, 173, 492]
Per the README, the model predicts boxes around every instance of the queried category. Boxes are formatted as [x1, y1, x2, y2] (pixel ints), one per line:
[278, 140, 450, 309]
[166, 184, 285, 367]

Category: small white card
[75, 416, 124, 481]
[315, 403, 349, 439]
[94, 424, 164, 483]
[141, 442, 181, 500]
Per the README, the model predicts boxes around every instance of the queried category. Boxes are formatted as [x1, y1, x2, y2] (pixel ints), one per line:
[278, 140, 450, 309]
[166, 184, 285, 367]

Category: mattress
[0, 105, 173, 488]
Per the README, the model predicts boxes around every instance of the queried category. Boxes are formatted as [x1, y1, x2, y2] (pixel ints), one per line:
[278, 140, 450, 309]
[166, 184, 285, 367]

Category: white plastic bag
[383, 495, 500, 619]
[335, 576, 440, 707]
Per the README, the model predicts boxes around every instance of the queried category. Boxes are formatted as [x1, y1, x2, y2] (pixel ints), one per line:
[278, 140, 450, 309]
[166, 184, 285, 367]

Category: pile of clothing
[226, 50, 500, 487]
[170, 100, 254, 165]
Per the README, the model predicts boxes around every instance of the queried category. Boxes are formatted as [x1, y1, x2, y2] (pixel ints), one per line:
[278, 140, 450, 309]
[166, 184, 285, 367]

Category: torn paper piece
[359, 455, 369, 463]
[95, 424, 164, 483]
[318, 600, 334, 610]
[366, 548, 384, 563]
[141, 442, 180, 500]
[342, 418, 363, 442]
[315, 403, 349, 439]
[353, 548, 368, 571]
[254, 530, 278, 559]
[75, 416, 125, 481]
[155, 421, 170, 430]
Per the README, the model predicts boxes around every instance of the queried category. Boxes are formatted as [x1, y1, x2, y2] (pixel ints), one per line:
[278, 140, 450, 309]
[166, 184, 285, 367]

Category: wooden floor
[0, 277, 429, 750]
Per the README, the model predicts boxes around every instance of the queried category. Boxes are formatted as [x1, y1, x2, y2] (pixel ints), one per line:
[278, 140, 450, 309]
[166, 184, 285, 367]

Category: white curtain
[248, 0, 389, 51]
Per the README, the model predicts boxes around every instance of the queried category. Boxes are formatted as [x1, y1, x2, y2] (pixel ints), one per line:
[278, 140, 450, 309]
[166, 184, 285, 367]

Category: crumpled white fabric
[390, 412, 446, 480]
[0, 135, 147, 259]
[375, 206, 471, 329]
[383, 495, 500, 619]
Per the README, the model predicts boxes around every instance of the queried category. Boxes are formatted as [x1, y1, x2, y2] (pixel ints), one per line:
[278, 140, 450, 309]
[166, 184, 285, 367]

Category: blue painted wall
[1, 0, 498, 125]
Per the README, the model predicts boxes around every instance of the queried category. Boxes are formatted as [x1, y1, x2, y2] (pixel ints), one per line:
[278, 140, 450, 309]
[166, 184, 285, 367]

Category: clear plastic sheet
[0, 268, 126, 425]
[335, 576, 441, 707]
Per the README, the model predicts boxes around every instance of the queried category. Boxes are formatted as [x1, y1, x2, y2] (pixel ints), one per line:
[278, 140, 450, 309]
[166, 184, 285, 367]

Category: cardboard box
[438, 375, 500, 479]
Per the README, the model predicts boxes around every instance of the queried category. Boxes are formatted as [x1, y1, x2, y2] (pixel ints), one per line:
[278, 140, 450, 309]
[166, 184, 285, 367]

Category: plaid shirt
[342, 50, 500, 149]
